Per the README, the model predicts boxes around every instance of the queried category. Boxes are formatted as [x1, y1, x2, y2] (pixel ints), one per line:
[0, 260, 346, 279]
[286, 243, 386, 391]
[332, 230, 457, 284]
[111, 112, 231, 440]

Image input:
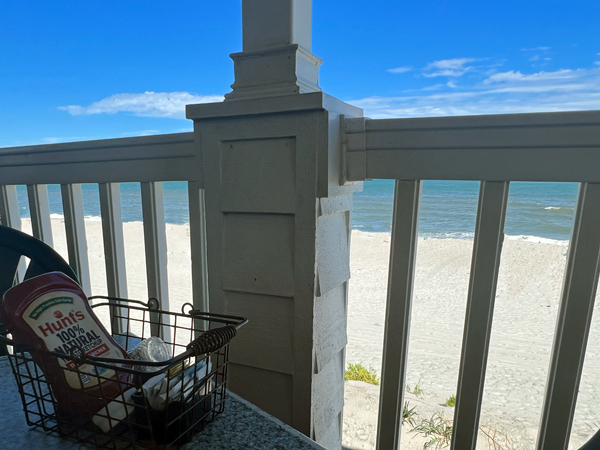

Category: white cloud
[60, 91, 223, 119]
[41, 136, 91, 144]
[521, 46, 551, 51]
[422, 84, 445, 91]
[423, 58, 476, 77]
[483, 69, 580, 84]
[119, 130, 160, 137]
[388, 66, 412, 74]
[427, 58, 475, 69]
[348, 66, 600, 119]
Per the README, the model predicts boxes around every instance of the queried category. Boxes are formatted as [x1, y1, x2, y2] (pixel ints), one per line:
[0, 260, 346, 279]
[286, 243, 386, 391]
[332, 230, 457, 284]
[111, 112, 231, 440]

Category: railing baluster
[99, 182, 127, 334]
[27, 184, 53, 246]
[537, 182, 600, 450]
[141, 182, 170, 339]
[0, 185, 26, 282]
[377, 180, 422, 450]
[0, 185, 20, 229]
[61, 183, 92, 295]
[188, 182, 210, 314]
[452, 181, 510, 450]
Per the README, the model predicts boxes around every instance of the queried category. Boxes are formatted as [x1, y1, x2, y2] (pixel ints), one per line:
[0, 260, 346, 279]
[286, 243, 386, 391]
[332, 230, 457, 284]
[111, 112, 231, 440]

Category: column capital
[225, 0, 321, 101]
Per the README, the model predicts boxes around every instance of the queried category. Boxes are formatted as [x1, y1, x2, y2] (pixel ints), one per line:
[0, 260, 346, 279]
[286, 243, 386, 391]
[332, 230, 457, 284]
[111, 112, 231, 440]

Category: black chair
[0, 224, 78, 355]
[580, 429, 600, 450]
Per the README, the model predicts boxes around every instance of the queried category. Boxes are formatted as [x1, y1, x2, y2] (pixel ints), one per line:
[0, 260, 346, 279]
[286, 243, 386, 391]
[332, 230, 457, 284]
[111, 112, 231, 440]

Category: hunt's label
[23, 290, 122, 388]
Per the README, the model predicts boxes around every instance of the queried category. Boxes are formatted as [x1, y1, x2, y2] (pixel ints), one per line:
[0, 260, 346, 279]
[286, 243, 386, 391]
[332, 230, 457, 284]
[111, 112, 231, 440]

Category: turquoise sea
[14, 180, 579, 242]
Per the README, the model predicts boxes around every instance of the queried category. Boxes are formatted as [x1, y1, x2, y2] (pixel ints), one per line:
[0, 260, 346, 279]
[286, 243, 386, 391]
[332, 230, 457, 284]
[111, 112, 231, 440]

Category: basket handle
[186, 325, 238, 356]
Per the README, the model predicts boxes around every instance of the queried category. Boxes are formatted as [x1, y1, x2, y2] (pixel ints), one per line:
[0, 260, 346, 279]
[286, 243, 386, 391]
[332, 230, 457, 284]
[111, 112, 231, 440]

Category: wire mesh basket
[1, 295, 247, 449]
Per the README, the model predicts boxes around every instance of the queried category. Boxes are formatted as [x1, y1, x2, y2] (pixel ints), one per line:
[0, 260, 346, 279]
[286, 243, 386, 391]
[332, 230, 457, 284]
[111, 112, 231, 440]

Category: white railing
[3, 109, 600, 450]
[0, 132, 210, 321]
[343, 110, 600, 450]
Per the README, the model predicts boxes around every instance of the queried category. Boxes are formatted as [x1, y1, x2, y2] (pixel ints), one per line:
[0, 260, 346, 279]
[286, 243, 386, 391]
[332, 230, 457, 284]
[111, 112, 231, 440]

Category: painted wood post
[61, 183, 92, 294]
[376, 180, 422, 450]
[0, 185, 26, 282]
[188, 182, 210, 319]
[0, 185, 20, 229]
[140, 181, 170, 339]
[27, 184, 53, 246]
[99, 182, 128, 334]
[451, 181, 509, 450]
[186, 3, 362, 448]
[537, 183, 600, 450]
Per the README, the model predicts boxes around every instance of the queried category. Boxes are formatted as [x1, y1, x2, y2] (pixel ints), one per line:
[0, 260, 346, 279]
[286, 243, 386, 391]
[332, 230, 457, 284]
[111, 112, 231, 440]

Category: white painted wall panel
[226, 291, 294, 374]
[314, 284, 347, 373]
[319, 411, 343, 450]
[227, 362, 294, 426]
[316, 212, 350, 296]
[312, 351, 345, 442]
[222, 213, 295, 297]
[221, 137, 296, 213]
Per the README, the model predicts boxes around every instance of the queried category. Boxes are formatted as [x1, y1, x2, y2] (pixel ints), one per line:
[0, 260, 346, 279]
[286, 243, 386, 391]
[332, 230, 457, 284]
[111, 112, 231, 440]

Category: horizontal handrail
[0, 132, 198, 184]
[344, 110, 600, 182]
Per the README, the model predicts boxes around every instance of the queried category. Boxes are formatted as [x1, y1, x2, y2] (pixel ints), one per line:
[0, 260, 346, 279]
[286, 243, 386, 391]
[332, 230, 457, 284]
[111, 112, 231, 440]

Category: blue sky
[1, 0, 599, 147]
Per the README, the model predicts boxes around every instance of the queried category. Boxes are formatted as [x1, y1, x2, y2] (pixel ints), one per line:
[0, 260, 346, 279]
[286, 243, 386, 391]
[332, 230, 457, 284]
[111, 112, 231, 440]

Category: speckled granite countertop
[0, 357, 324, 450]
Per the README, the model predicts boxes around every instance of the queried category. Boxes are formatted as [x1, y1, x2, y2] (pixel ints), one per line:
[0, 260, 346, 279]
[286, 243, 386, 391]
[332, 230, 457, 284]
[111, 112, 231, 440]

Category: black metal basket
[1, 296, 247, 449]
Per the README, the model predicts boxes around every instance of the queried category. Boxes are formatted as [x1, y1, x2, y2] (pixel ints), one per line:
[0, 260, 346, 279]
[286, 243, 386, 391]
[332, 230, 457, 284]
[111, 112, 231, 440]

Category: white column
[225, 0, 322, 101]
[188, 4, 363, 448]
[188, 93, 362, 450]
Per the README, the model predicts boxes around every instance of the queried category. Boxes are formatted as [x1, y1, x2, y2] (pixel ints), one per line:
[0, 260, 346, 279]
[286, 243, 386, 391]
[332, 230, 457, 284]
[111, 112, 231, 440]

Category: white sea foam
[506, 234, 569, 246]
[420, 231, 475, 240]
[544, 206, 561, 210]
[47, 213, 102, 222]
[420, 233, 569, 245]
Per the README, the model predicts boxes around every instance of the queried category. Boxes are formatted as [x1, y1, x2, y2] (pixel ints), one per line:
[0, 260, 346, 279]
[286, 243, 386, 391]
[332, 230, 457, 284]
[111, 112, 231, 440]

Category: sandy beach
[346, 230, 600, 450]
[17, 219, 600, 449]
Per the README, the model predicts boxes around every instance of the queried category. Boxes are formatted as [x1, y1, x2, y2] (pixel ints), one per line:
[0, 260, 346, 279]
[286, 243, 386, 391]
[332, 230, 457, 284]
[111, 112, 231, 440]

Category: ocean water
[14, 180, 579, 242]
[353, 180, 578, 242]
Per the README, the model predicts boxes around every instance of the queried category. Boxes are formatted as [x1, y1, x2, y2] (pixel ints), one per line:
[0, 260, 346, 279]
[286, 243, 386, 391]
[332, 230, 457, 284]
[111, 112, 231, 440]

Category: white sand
[346, 230, 600, 450]
[16, 220, 600, 449]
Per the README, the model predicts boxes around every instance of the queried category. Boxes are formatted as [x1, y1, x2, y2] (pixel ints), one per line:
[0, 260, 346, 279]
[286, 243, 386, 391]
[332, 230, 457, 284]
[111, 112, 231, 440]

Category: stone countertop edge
[0, 356, 326, 450]
[226, 391, 326, 449]
[182, 391, 327, 450]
